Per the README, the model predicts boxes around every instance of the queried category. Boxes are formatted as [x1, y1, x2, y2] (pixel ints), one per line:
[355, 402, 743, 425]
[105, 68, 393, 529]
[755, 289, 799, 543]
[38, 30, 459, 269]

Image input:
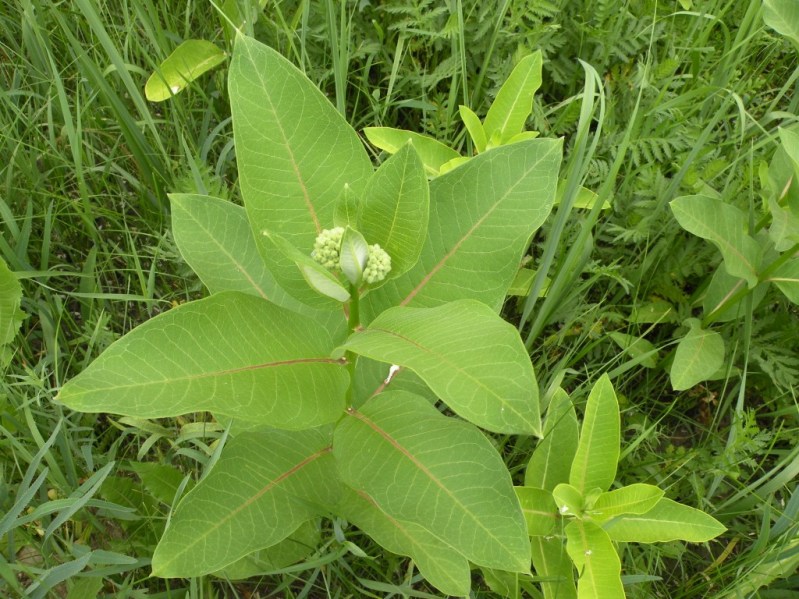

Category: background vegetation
[2, 0, 798, 597]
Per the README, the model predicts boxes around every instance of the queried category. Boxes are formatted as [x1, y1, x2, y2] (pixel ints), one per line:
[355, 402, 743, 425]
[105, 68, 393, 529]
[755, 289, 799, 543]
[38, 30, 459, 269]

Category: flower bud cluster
[363, 244, 391, 284]
[311, 227, 345, 269]
[311, 227, 391, 284]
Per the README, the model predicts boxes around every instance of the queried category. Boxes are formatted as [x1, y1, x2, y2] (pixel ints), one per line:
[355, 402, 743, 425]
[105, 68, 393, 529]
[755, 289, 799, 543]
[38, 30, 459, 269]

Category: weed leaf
[152, 429, 338, 577]
[569, 375, 620, 495]
[145, 40, 226, 102]
[670, 318, 725, 391]
[342, 300, 541, 435]
[565, 520, 624, 599]
[358, 144, 429, 281]
[603, 498, 726, 543]
[670, 195, 760, 288]
[337, 486, 471, 596]
[334, 391, 530, 572]
[56, 292, 348, 427]
[363, 127, 461, 176]
[364, 139, 562, 317]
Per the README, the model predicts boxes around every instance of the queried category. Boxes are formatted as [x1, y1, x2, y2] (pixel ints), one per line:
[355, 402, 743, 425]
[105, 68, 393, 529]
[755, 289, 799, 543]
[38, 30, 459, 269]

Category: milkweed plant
[57, 34, 724, 597]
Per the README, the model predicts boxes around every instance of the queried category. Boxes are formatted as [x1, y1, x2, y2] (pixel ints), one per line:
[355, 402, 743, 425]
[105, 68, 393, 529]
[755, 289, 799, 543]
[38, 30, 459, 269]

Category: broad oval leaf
[670, 195, 761, 288]
[515, 486, 558, 536]
[56, 292, 348, 428]
[763, 0, 799, 49]
[334, 391, 530, 572]
[152, 429, 338, 577]
[145, 40, 226, 102]
[214, 520, 320, 580]
[358, 144, 429, 281]
[565, 520, 625, 599]
[363, 139, 563, 318]
[703, 266, 768, 322]
[341, 300, 541, 435]
[363, 127, 461, 177]
[603, 498, 726, 543]
[569, 375, 620, 495]
[337, 486, 471, 596]
[670, 318, 725, 391]
[229, 35, 373, 308]
[525, 388, 578, 490]
[170, 194, 299, 308]
[590, 484, 665, 521]
[483, 51, 543, 145]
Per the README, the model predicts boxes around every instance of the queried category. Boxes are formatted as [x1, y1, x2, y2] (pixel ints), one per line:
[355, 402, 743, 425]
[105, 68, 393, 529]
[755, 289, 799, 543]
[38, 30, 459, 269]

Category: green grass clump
[2, 0, 798, 597]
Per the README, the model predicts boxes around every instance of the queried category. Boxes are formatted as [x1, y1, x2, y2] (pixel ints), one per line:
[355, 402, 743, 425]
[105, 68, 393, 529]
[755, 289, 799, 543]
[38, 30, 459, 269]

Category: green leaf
[552, 483, 584, 518]
[670, 195, 761, 288]
[439, 155, 471, 174]
[333, 184, 360, 229]
[765, 257, 799, 304]
[0, 257, 24, 367]
[363, 127, 461, 177]
[506, 131, 541, 145]
[170, 194, 301, 309]
[337, 486, 471, 596]
[145, 40, 226, 102]
[214, 520, 320, 579]
[670, 318, 725, 391]
[531, 536, 577, 599]
[590, 484, 664, 521]
[763, 0, 799, 49]
[569, 375, 620, 495]
[129, 462, 192, 506]
[358, 144, 429, 281]
[608, 332, 658, 369]
[339, 227, 369, 286]
[334, 391, 530, 572]
[265, 231, 351, 303]
[341, 300, 540, 435]
[483, 52, 543, 145]
[57, 292, 348, 429]
[565, 520, 625, 599]
[555, 181, 610, 210]
[515, 486, 558, 536]
[364, 139, 562, 317]
[525, 389, 578, 491]
[768, 195, 799, 252]
[229, 35, 373, 308]
[603, 498, 726, 543]
[152, 429, 338, 577]
[459, 105, 487, 153]
[703, 266, 768, 322]
[629, 300, 677, 324]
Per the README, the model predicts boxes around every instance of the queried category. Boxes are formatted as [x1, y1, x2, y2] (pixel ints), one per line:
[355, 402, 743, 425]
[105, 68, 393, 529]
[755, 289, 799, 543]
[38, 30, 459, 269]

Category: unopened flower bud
[311, 227, 345, 269]
[363, 244, 392, 284]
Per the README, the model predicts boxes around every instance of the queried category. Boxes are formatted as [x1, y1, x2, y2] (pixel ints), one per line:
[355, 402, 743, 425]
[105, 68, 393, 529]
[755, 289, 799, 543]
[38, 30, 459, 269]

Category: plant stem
[344, 284, 360, 407]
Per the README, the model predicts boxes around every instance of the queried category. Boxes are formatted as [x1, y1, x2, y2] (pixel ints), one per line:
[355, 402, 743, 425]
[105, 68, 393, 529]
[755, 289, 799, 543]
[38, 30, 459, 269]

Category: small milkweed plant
[57, 34, 724, 597]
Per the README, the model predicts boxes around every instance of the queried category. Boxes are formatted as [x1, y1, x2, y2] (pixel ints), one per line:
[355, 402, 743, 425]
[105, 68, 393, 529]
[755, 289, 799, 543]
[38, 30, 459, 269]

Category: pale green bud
[363, 244, 392, 284]
[311, 227, 345, 269]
